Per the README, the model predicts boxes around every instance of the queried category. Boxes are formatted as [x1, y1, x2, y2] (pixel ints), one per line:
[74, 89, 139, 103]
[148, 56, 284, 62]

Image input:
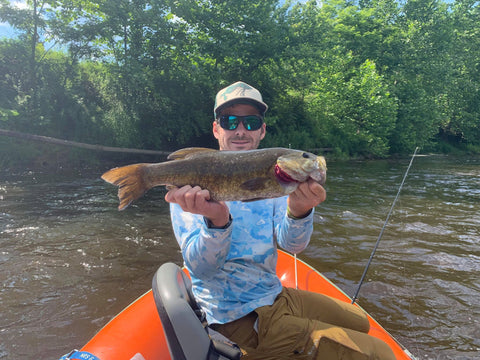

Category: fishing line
[288, 143, 299, 290]
[294, 253, 298, 289]
[351, 147, 419, 304]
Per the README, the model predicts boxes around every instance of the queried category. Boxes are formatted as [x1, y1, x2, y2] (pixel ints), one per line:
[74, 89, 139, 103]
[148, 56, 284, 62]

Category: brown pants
[211, 288, 395, 360]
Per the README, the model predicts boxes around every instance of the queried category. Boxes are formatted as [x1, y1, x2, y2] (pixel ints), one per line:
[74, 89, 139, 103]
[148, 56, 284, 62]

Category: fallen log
[0, 129, 170, 156]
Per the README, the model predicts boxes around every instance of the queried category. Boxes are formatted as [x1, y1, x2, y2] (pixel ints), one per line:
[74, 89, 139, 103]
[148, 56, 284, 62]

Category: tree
[1, 0, 480, 158]
[0, 0, 47, 119]
[386, 0, 454, 153]
[441, 0, 480, 147]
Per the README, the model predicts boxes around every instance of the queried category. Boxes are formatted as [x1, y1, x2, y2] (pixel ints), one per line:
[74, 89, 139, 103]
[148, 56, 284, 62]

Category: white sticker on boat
[130, 353, 146, 360]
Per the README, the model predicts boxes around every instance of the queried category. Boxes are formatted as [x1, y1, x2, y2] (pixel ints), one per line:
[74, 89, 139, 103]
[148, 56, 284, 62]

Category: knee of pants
[284, 288, 371, 334]
[311, 326, 397, 360]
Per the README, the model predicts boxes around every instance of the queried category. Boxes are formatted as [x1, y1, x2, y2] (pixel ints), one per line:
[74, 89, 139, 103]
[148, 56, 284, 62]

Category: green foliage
[0, 0, 479, 160]
[302, 54, 397, 158]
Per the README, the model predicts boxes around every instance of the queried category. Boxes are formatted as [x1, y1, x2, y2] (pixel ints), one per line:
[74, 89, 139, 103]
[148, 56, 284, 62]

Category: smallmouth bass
[102, 147, 327, 210]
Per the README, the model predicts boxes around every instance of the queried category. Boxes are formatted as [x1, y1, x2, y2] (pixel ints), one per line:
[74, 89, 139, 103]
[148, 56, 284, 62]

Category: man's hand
[165, 185, 230, 227]
[287, 179, 326, 218]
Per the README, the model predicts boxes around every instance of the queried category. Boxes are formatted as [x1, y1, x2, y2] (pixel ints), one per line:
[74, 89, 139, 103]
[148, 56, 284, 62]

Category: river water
[0, 154, 479, 360]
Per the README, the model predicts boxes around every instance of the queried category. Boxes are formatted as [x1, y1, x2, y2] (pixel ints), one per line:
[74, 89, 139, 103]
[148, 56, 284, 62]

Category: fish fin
[168, 147, 217, 160]
[101, 164, 150, 210]
[239, 177, 269, 191]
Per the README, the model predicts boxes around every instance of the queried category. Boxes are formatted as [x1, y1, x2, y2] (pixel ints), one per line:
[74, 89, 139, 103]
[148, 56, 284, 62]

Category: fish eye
[302, 153, 310, 158]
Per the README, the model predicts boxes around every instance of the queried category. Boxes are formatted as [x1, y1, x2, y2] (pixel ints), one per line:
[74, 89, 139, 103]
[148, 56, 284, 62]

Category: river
[0, 154, 479, 360]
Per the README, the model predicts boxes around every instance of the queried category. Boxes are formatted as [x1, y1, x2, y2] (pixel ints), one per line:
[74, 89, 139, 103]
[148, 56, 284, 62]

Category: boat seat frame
[152, 262, 242, 360]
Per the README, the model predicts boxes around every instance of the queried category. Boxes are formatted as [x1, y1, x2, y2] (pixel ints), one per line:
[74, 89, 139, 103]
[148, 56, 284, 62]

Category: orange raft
[68, 250, 415, 360]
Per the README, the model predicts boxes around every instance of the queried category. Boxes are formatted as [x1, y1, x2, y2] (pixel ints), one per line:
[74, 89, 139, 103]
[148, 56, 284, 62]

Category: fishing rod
[351, 147, 419, 304]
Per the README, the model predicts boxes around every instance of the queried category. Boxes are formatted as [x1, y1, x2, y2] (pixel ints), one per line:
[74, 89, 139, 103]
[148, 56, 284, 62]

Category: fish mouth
[310, 169, 326, 185]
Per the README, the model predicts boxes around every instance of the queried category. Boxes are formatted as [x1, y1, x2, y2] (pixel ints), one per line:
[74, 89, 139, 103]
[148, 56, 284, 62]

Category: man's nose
[234, 121, 248, 134]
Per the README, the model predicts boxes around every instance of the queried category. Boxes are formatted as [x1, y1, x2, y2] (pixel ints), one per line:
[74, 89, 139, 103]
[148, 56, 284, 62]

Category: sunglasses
[218, 115, 264, 131]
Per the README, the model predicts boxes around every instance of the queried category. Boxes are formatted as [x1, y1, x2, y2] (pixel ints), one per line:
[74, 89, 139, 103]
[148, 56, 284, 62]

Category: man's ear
[259, 122, 266, 140]
[213, 121, 221, 139]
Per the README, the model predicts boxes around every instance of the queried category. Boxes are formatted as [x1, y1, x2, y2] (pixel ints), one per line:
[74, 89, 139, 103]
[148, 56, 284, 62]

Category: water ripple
[1, 156, 479, 359]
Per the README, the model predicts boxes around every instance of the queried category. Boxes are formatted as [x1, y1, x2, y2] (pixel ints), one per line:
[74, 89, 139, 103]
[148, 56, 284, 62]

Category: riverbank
[0, 137, 169, 174]
[1, 133, 479, 173]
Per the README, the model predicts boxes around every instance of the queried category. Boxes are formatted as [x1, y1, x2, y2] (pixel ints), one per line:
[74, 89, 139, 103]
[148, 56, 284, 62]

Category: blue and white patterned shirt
[170, 197, 314, 324]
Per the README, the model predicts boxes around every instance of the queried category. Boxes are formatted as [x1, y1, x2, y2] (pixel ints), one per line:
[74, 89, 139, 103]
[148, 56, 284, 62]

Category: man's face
[213, 103, 266, 151]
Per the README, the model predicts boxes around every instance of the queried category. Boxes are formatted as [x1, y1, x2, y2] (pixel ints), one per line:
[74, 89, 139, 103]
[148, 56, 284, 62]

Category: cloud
[10, 0, 28, 9]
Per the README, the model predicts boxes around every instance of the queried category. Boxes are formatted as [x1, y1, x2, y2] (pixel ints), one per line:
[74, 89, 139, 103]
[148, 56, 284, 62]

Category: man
[165, 81, 395, 359]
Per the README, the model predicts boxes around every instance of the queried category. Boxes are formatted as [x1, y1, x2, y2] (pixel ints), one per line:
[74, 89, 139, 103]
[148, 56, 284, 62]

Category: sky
[0, 1, 26, 38]
[0, 24, 19, 39]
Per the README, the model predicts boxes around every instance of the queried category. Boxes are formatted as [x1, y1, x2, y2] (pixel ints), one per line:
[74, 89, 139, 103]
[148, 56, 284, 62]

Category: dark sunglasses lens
[219, 115, 263, 131]
[220, 116, 239, 130]
[243, 115, 263, 130]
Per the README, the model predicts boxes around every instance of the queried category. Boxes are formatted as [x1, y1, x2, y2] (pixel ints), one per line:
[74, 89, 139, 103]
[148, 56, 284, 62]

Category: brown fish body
[102, 147, 327, 210]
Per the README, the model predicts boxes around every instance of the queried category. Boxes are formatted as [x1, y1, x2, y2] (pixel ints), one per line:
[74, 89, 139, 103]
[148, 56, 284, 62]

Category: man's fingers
[165, 185, 215, 215]
[308, 181, 326, 202]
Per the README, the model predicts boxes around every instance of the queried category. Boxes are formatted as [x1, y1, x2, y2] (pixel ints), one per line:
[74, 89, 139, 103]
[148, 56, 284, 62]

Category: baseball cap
[214, 81, 268, 116]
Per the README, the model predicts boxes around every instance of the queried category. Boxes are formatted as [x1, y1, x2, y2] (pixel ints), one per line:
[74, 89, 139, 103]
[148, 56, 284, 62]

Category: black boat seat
[152, 262, 242, 360]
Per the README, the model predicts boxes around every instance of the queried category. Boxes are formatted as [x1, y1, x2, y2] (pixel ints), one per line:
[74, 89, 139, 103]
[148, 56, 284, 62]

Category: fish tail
[101, 164, 150, 210]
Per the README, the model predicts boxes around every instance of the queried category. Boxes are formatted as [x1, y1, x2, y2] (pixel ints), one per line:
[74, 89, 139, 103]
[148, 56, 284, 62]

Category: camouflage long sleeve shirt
[169, 197, 314, 325]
